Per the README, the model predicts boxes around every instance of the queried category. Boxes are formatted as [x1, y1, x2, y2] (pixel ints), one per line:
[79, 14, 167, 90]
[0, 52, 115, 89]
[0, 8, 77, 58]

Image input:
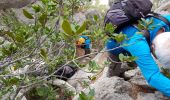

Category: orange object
[77, 37, 85, 45]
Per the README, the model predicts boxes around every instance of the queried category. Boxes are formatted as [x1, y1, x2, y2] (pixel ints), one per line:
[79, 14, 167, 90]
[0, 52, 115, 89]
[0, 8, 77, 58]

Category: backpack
[104, 0, 170, 45]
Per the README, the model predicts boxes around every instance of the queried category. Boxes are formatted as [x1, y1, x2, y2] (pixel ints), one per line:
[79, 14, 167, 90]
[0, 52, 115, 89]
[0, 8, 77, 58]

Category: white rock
[124, 68, 140, 79]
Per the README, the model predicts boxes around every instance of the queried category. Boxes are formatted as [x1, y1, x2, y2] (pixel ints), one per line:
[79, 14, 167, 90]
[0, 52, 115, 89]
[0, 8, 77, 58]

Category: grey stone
[93, 77, 133, 100]
[73, 12, 86, 25]
[0, 0, 37, 9]
[154, 91, 170, 100]
[137, 92, 157, 100]
[109, 0, 116, 7]
[84, 9, 101, 23]
[129, 74, 152, 89]
[68, 70, 94, 92]
[12, 1, 38, 25]
[137, 91, 170, 100]
[124, 68, 140, 79]
[155, 1, 170, 13]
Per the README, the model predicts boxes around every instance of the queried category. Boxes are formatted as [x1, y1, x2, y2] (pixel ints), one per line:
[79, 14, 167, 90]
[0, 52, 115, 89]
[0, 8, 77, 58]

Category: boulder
[108, 0, 116, 7]
[137, 92, 158, 100]
[68, 70, 94, 92]
[129, 73, 152, 89]
[73, 12, 86, 25]
[73, 76, 133, 100]
[0, 0, 36, 9]
[137, 92, 170, 100]
[93, 77, 133, 100]
[124, 68, 140, 79]
[155, 1, 170, 14]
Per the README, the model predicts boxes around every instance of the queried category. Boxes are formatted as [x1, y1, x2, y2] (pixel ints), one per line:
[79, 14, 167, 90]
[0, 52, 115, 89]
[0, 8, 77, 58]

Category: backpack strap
[134, 13, 170, 46]
[133, 24, 151, 45]
[147, 12, 170, 27]
[142, 29, 150, 45]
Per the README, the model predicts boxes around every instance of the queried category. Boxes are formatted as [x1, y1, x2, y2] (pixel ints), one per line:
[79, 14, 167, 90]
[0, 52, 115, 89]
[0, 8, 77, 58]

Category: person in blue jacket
[76, 35, 91, 55]
[106, 14, 170, 96]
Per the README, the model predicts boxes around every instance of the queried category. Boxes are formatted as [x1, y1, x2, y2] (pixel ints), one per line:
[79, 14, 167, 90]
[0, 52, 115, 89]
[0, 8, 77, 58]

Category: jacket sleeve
[122, 33, 170, 96]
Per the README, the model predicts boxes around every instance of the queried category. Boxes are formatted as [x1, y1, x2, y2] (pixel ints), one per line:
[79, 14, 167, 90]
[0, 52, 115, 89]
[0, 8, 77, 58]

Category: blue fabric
[80, 36, 91, 49]
[106, 14, 170, 96]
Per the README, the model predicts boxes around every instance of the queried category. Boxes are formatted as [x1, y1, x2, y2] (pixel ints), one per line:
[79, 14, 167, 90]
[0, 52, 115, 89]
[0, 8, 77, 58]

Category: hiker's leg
[107, 51, 137, 77]
[107, 52, 122, 77]
[85, 48, 91, 55]
[106, 39, 126, 77]
[106, 38, 137, 77]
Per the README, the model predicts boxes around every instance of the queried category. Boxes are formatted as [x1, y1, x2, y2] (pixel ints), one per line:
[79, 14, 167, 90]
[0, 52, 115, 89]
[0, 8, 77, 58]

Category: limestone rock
[137, 92, 158, 100]
[68, 70, 94, 92]
[73, 12, 86, 25]
[124, 68, 140, 79]
[129, 74, 152, 89]
[137, 92, 170, 100]
[109, 0, 116, 7]
[0, 0, 36, 9]
[93, 77, 133, 100]
[155, 1, 170, 13]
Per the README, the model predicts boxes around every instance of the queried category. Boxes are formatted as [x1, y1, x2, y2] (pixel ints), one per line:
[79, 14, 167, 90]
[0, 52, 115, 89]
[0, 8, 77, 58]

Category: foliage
[119, 53, 137, 63]
[161, 68, 170, 79]
[0, 0, 93, 99]
[0, 0, 145, 99]
[78, 88, 95, 100]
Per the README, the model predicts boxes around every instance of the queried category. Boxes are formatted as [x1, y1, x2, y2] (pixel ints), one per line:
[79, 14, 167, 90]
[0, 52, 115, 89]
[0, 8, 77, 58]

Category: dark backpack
[104, 0, 152, 29]
[104, 0, 170, 45]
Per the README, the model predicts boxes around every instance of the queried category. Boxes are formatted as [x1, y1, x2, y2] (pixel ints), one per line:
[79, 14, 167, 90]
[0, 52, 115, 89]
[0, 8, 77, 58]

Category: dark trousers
[107, 52, 137, 77]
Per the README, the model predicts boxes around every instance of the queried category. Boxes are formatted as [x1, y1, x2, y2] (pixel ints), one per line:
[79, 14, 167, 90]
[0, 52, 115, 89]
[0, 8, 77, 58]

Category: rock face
[155, 1, 170, 14]
[73, 9, 101, 25]
[0, 0, 36, 9]
[73, 12, 86, 25]
[137, 92, 169, 100]
[70, 50, 169, 100]
[108, 0, 116, 7]
[13, 7, 35, 24]
[93, 77, 133, 100]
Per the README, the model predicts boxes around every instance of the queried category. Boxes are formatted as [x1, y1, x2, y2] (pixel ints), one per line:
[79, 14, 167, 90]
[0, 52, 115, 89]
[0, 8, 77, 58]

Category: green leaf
[2, 47, 10, 56]
[39, 13, 47, 26]
[40, 48, 47, 59]
[0, 37, 4, 45]
[79, 91, 87, 100]
[88, 61, 99, 72]
[36, 87, 48, 96]
[76, 21, 87, 35]
[3, 77, 20, 86]
[23, 9, 34, 19]
[93, 15, 98, 21]
[119, 53, 137, 62]
[88, 88, 95, 98]
[41, 0, 49, 4]
[105, 23, 117, 34]
[147, 18, 153, 25]
[4, 31, 15, 39]
[71, 24, 77, 33]
[15, 34, 24, 43]
[32, 5, 41, 13]
[114, 33, 126, 43]
[62, 20, 74, 35]
[119, 53, 124, 62]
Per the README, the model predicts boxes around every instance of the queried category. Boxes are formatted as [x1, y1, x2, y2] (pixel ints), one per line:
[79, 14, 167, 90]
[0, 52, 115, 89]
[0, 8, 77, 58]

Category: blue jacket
[106, 14, 170, 96]
[80, 36, 91, 49]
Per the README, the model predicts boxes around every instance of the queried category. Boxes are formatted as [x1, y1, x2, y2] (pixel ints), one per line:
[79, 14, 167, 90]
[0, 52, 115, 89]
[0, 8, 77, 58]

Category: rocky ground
[1, 0, 170, 100]
[69, 52, 170, 100]
[69, 1, 170, 99]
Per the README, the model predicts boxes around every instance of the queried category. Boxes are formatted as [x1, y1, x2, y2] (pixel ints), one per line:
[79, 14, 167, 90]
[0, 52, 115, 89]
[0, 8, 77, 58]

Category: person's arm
[123, 33, 170, 96]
